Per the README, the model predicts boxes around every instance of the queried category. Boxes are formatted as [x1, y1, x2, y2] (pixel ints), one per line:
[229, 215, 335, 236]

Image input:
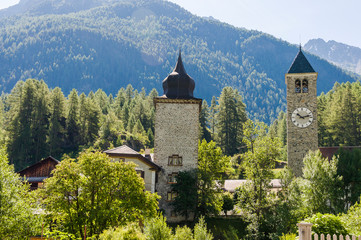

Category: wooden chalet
[17, 156, 59, 190]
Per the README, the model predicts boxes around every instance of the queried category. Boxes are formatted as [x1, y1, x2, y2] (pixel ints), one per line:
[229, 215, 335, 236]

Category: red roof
[319, 146, 361, 160]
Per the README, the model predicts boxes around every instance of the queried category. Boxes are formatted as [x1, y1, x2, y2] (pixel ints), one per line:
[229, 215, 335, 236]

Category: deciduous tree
[0, 147, 41, 239]
[39, 151, 159, 239]
[198, 139, 231, 216]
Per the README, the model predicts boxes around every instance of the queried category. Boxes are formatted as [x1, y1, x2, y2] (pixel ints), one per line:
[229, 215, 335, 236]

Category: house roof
[319, 146, 361, 160]
[223, 179, 282, 193]
[104, 145, 161, 171]
[17, 156, 59, 176]
[287, 48, 315, 74]
[104, 145, 140, 155]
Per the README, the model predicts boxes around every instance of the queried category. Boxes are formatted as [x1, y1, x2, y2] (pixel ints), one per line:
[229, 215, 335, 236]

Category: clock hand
[297, 113, 304, 119]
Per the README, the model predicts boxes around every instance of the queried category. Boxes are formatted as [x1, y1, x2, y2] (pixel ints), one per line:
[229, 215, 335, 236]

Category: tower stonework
[154, 51, 201, 222]
[286, 49, 318, 177]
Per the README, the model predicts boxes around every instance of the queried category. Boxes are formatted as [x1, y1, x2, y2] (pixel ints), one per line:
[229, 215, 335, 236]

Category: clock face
[291, 107, 313, 128]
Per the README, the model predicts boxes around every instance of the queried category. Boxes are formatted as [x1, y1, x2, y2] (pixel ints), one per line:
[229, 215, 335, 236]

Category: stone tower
[286, 48, 318, 177]
[154, 51, 202, 222]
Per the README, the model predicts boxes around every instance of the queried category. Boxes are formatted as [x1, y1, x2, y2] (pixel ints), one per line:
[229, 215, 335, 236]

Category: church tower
[154, 51, 202, 221]
[286, 48, 318, 177]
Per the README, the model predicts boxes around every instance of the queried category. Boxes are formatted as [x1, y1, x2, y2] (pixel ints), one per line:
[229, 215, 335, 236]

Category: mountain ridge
[304, 38, 361, 75]
[0, 0, 357, 123]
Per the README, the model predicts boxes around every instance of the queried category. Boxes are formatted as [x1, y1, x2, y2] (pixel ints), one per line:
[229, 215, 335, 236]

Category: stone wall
[286, 73, 318, 177]
[154, 98, 201, 222]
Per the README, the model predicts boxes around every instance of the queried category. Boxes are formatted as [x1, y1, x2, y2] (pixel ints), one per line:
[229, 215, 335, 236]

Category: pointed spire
[162, 50, 195, 99]
[173, 48, 187, 74]
[287, 47, 315, 74]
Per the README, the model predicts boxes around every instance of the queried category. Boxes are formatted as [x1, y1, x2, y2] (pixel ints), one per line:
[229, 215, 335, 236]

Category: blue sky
[1, 0, 360, 48]
[169, 0, 361, 48]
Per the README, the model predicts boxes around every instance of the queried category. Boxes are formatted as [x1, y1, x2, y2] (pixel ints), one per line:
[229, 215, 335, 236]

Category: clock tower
[286, 48, 318, 177]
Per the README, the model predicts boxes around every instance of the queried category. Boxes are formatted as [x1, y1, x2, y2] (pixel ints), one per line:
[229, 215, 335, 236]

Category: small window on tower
[168, 155, 183, 166]
[168, 172, 178, 184]
[302, 79, 308, 93]
[167, 191, 178, 201]
[295, 79, 301, 93]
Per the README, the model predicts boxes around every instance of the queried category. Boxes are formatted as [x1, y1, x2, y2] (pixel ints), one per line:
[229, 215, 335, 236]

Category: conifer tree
[48, 87, 66, 158]
[147, 128, 154, 147]
[125, 84, 134, 103]
[94, 89, 110, 115]
[0, 99, 4, 146]
[85, 97, 101, 145]
[30, 80, 50, 162]
[133, 119, 146, 135]
[66, 89, 80, 151]
[127, 113, 136, 133]
[7, 79, 50, 170]
[216, 87, 247, 156]
[210, 96, 217, 139]
[199, 100, 212, 141]
[79, 93, 88, 145]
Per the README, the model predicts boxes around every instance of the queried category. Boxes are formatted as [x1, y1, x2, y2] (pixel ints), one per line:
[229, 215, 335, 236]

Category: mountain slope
[0, 0, 357, 123]
[304, 38, 361, 75]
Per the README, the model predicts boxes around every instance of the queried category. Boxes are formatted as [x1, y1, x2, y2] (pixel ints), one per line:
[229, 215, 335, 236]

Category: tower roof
[287, 47, 315, 74]
[162, 50, 195, 99]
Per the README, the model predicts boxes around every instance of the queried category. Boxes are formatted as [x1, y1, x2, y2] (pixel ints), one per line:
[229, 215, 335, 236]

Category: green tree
[0, 147, 41, 239]
[79, 93, 88, 145]
[94, 112, 123, 150]
[197, 139, 231, 217]
[342, 201, 361, 236]
[171, 170, 198, 220]
[221, 192, 234, 216]
[337, 148, 361, 210]
[48, 87, 66, 158]
[85, 97, 101, 144]
[0, 99, 4, 146]
[300, 150, 343, 215]
[173, 226, 193, 240]
[39, 151, 159, 239]
[66, 89, 80, 151]
[199, 100, 212, 142]
[236, 119, 280, 239]
[94, 89, 110, 115]
[144, 214, 172, 240]
[6, 79, 50, 170]
[30, 80, 50, 162]
[305, 213, 348, 236]
[216, 87, 247, 156]
[193, 217, 213, 240]
[99, 223, 145, 240]
[209, 96, 217, 139]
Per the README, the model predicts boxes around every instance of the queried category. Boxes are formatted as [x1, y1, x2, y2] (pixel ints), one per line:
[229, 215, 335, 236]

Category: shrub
[341, 201, 361, 235]
[173, 226, 193, 240]
[144, 214, 173, 240]
[305, 213, 348, 236]
[99, 223, 145, 240]
[194, 217, 213, 240]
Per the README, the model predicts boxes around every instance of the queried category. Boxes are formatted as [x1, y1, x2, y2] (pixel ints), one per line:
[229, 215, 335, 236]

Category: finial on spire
[174, 48, 186, 74]
[299, 44, 302, 51]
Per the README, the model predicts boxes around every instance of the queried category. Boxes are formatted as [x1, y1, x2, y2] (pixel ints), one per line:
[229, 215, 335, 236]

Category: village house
[104, 145, 160, 193]
[18, 156, 59, 190]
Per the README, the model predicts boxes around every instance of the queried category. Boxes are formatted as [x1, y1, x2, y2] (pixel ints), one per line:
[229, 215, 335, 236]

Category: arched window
[295, 79, 301, 93]
[302, 79, 308, 93]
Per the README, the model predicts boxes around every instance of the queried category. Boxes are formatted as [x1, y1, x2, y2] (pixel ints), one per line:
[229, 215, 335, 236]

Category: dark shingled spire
[162, 50, 195, 99]
[288, 47, 315, 74]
